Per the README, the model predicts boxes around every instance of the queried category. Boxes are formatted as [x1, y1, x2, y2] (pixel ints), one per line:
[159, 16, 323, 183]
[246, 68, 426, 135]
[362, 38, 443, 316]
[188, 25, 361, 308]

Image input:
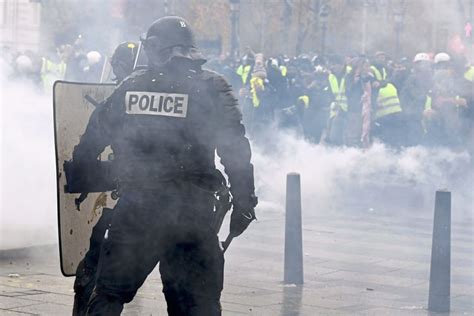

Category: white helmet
[434, 52, 451, 64]
[86, 51, 102, 66]
[413, 53, 431, 63]
[15, 55, 33, 72]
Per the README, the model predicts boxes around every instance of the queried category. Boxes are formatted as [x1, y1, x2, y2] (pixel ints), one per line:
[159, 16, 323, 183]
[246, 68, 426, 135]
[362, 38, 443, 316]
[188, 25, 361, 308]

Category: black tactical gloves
[229, 195, 258, 238]
[229, 207, 256, 238]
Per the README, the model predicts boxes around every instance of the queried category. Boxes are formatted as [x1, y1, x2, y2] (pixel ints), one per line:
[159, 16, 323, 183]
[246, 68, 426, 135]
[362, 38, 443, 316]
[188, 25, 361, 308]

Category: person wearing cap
[75, 16, 257, 315]
[399, 53, 434, 146]
[425, 52, 473, 147]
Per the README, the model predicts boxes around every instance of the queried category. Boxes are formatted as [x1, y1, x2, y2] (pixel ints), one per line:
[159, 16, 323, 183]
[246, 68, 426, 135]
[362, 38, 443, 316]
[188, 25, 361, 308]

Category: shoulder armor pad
[201, 70, 232, 92]
[118, 69, 148, 88]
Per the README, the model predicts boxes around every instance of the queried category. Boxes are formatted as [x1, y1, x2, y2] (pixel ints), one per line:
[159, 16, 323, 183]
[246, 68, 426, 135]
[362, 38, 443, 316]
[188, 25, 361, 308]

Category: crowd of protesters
[207, 49, 474, 152]
[3, 39, 474, 152]
[1, 36, 107, 93]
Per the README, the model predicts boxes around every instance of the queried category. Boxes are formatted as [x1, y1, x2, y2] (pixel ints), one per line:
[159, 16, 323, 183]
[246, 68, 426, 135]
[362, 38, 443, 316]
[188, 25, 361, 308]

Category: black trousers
[73, 208, 114, 316]
[86, 181, 224, 316]
[373, 113, 405, 148]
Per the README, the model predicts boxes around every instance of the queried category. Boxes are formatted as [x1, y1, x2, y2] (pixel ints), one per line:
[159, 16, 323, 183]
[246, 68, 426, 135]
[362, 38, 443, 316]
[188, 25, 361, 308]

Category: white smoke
[0, 74, 472, 250]
[252, 130, 473, 218]
[0, 76, 57, 249]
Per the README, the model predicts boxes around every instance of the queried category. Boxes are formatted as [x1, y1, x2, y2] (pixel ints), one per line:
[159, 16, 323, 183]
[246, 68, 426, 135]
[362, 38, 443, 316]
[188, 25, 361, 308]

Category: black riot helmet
[143, 16, 205, 67]
[111, 41, 138, 82]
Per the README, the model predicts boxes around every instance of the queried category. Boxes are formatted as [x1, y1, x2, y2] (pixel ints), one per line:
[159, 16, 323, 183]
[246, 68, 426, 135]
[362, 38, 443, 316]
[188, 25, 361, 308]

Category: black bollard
[428, 190, 451, 313]
[284, 172, 304, 284]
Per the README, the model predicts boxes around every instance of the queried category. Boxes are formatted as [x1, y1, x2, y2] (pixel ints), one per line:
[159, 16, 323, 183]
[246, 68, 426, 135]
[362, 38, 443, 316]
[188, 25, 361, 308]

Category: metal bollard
[284, 172, 304, 284]
[428, 190, 451, 313]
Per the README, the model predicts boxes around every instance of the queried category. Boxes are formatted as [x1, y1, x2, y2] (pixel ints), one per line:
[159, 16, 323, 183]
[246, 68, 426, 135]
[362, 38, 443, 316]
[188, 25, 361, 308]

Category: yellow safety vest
[425, 95, 432, 110]
[236, 64, 252, 85]
[370, 65, 387, 81]
[250, 76, 265, 107]
[464, 66, 474, 82]
[41, 58, 67, 91]
[375, 83, 402, 119]
[298, 95, 310, 109]
[280, 65, 288, 77]
[328, 73, 348, 112]
[371, 65, 402, 119]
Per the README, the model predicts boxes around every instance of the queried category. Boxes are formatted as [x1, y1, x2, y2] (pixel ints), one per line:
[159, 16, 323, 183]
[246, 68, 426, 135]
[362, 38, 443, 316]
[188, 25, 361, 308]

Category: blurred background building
[0, 0, 42, 52]
[0, 0, 473, 59]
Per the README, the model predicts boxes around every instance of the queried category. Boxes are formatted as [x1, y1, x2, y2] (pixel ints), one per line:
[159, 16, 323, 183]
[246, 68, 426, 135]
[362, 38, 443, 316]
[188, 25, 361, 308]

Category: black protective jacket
[73, 58, 256, 209]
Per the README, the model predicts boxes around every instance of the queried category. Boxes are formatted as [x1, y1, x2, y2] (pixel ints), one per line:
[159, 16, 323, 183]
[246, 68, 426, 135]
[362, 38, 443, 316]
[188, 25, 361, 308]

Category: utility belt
[64, 159, 232, 221]
[65, 158, 226, 193]
[64, 160, 117, 194]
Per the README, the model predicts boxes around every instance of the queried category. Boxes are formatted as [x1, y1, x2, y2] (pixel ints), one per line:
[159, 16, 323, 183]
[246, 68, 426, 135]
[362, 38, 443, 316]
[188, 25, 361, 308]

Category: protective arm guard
[211, 73, 258, 211]
[72, 104, 114, 162]
[69, 91, 120, 193]
[64, 159, 116, 193]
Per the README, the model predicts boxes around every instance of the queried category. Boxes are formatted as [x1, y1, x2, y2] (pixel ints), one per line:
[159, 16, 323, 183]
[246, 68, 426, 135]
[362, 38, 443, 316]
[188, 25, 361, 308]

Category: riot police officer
[109, 41, 139, 83]
[72, 41, 138, 316]
[73, 16, 257, 315]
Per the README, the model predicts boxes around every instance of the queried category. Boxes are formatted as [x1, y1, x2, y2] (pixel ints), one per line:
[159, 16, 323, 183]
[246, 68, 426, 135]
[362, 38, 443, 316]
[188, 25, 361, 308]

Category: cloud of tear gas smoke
[251, 129, 473, 218]
[0, 72, 57, 249]
[0, 78, 472, 250]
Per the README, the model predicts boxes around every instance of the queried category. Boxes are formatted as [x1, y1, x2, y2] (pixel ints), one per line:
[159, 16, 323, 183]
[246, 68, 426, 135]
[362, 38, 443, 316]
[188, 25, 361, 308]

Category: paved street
[1, 201, 473, 315]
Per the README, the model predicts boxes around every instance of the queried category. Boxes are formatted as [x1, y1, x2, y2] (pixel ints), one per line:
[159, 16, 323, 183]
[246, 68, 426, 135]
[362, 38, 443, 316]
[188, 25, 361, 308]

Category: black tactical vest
[107, 66, 221, 185]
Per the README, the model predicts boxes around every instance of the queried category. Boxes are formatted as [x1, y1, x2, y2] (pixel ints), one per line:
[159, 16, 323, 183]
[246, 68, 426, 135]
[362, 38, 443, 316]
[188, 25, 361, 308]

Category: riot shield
[99, 56, 114, 83]
[53, 81, 116, 276]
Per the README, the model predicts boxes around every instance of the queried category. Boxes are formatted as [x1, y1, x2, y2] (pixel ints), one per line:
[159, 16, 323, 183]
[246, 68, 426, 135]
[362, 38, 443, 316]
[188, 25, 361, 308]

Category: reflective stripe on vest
[329, 102, 338, 119]
[298, 95, 310, 109]
[250, 76, 264, 107]
[425, 95, 432, 110]
[370, 65, 387, 81]
[328, 73, 348, 112]
[375, 83, 402, 119]
[464, 66, 474, 82]
[41, 58, 67, 91]
[236, 64, 252, 85]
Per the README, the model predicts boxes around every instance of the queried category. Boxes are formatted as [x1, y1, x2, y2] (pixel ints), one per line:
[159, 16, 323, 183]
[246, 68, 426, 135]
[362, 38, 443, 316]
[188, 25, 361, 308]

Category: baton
[221, 233, 234, 253]
[84, 95, 100, 107]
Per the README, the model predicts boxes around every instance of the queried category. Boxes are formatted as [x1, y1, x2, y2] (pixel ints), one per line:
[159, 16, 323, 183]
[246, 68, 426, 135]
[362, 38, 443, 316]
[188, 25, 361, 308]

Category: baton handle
[221, 234, 234, 253]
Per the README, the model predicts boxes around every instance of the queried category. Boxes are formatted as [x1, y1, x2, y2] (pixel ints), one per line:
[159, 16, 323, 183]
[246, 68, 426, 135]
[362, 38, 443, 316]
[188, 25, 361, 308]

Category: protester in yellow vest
[464, 65, 474, 82]
[248, 53, 275, 136]
[236, 51, 255, 89]
[41, 48, 67, 93]
[327, 55, 349, 117]
[370, 51, 404, 147]
[326, 55, 349, 145]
